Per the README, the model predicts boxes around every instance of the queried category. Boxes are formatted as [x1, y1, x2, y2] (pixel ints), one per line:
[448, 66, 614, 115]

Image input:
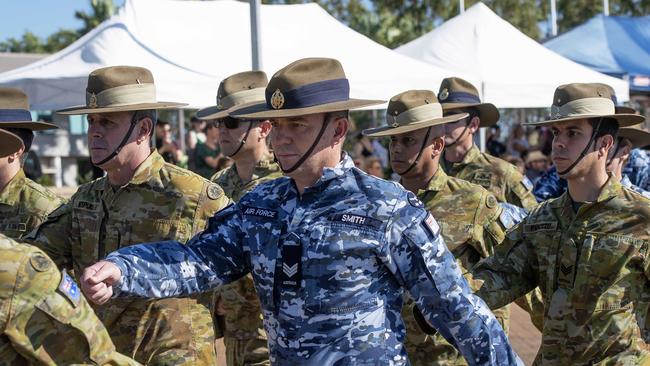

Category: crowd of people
[0, 57, 648, 366]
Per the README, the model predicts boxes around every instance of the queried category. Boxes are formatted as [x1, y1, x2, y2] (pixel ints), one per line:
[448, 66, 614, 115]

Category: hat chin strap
[276, 118, 331, 174]
[395, 127, 432, 176]
[445, 119, 471, 147]
[94, 112, 141, 167]
[557, 118, 602, 176]
[227, 123, 254, 158]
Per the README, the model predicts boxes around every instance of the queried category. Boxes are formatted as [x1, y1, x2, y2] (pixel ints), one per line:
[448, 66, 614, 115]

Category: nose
[271, 125, 291, 147]
[87, 123, 103, 139]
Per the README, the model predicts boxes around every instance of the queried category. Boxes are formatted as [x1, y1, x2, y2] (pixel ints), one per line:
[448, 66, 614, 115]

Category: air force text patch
[242, 206, 278, 219]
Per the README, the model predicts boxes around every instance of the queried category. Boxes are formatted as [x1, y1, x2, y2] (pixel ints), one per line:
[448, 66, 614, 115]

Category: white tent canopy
[396, 2, 630, 108]
[0, 0, 465, 110]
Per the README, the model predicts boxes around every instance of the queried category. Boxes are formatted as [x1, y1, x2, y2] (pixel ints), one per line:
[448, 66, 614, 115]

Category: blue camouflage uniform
[622, 148, 650, 191]
[532, 166, 566, 202]
[620, 174, 650, 198]
[105, 155, 520, 366]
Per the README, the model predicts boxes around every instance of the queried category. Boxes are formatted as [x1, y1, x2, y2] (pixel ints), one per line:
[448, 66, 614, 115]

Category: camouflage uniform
[533, 166, 566, 202]
[211, 154, 282, 366]
[104, 155, 521, 365]
[0, 234, 138, 365]
[0, 169, 65, 239]
[402, 168, 517, 366]
[25, 150, 229, 365]
[474, 176, 650, 365]
[441, 144, 537, 333]
[442, 145, 537, 211]
[623, 148, 650, 191]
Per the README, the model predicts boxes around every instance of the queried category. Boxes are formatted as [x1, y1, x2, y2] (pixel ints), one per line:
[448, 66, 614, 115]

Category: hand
[80, 261, 122, 305]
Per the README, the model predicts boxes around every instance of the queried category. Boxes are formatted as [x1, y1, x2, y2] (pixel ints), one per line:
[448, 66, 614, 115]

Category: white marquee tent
[0, 0, 467, 110]
[396, 2, 630, 108]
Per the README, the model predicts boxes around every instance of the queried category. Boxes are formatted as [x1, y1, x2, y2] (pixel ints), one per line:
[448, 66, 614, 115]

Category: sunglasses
[214, 117, 256, 129]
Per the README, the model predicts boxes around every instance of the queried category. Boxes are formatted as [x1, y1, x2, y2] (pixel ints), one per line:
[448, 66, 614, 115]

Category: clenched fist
[80, 260, 122, 305]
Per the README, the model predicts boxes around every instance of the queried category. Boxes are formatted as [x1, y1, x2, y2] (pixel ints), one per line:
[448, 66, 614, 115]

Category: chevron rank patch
[280, 234, 302, 288]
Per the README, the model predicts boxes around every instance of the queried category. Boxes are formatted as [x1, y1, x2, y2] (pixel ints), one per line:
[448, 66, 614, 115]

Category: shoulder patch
[57, 270, 81, 307]
[521, 176, 533, 191]
[422, 213, 440, 237]
[486, 194, 497, 209]
[207, 184, 224, 200]
[523, 221, 558, 233]
[29, 252, 51, 272]
[408, 192, 424, 208]
[473, 172, 492, 188]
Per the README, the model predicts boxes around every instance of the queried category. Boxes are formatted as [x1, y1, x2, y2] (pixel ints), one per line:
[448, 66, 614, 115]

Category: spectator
[155, 120, 186, 166]
[364, 156, 384, 178]
[193, 120, 222, 178]
[486, 125, 506, 157]
[353, 132, 375, 159]
[506, 124, 528, 158]
[186, 116, 206, 170]
[503, 154, 525, 175]
[525, 150, 550, 185]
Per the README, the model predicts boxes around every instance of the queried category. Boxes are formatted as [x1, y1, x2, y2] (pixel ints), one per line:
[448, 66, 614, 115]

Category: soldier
[473, 83, 650, 365]
[24, 66, 230, 365]
[363, 89, 520, 365]
[438, 77, 537, 211]
[0, 129, 136, 365]
[197, 71, 282, 366]
[0, 88, 65, 239]
[80, 58, 521, 365]
[607, 123, 650, 197]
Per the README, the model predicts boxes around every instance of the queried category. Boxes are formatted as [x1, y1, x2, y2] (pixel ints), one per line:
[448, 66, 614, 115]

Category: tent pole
[250, 0, 263, 70]
[550, 0, 558, 36]
[459, 0, 465, 13]
[178, 109, 186, 153]
[603, 0, 609, 16]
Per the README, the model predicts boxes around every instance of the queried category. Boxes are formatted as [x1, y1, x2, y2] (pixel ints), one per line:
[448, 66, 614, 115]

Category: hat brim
[618, 127, 650, 148]
[231, 99, 385, 119]
[56, 102, 188, 115]
[362, 113, 469, 137]
[197, 100, 267, 121]
[615, 106, 636, 114]
[0, 121, 58, 130]
[0, 129, 24, 157]
[524, 114, 645, 128]
[441, 102, 499, 127]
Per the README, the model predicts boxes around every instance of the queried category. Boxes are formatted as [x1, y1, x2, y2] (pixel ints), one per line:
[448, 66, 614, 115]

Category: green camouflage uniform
[211, 153, 281, 366]
[0, 169, 65, 239]
[442, 145, 537, 211]
[0, 233, 138, 365]
[402, 168, 512, 366]
[25, 150, 230, 366]
[442, 144, 542, 327]
[474, 176, 650, 365]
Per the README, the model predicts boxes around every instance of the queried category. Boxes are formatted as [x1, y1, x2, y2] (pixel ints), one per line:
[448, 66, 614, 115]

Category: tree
[555, 0, 650, 34]
[75, 0, 116, 35]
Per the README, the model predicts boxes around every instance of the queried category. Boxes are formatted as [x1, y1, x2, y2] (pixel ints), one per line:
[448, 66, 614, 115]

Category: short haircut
[134, 110, 157, 137]
[324, 110, 349, 123]
[4, 128, 33, 152]
[589, 117, 618, 140]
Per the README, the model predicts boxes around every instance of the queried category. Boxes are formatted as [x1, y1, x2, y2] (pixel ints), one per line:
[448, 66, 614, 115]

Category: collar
[233, 152, 281, 183]
[620, 174, 632, 188]
[444, 144, 480, 171]
[318, 152, 355, 185]
[418, 167, 448, 196]
[0, 169, 26, 206]
[552, 173, 621, 209]
[96, 150, 166, 192]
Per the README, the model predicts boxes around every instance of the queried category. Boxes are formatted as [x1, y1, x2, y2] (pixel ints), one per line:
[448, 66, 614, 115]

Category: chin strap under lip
[394, 126, 432, 176]
[276, 117, 332, 174]
[445, 116, 472, 148]
[227, 122, 255, 158]
[94, 112, 142, 167]
[557, 117, 603, 176]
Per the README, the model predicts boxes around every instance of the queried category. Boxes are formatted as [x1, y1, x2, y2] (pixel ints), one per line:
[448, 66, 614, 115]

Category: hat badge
[439, 88, 449, 101]
[88, 93, 98, 108]
[270, 89, 285, 110]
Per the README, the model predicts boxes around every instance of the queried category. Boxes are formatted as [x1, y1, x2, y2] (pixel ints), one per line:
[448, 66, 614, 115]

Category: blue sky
[0, 0, 125, 41]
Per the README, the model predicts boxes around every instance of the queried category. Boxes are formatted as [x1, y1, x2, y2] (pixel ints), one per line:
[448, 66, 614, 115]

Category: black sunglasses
[215, 117, 256, 129]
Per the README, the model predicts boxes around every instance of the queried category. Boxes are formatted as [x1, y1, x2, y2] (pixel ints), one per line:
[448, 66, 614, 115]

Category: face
[155, 123, 171, 139]
[550, 119, 607, 179]
[366, 161, 383, 178]
[443, 112, 475, 146]
[529, 158, 548, 172]
[87, 111, 149, 168]
[270, 113, 344, 178]
[205, 122, 220, 140]
[218, 118, 266, 157]
[389, 127, 442, 178]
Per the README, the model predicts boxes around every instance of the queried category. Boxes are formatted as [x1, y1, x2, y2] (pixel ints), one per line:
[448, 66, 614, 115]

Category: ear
[598, 134, 615, 157]
[468, 116, 481, 134]
[619, 144, 632, 161]
[6, 146, 24, 163]
[331, 117, 348, 146]
[258, 120, 272, 139]
[137, 117, 154, 142]
[430, 135, 445, 158]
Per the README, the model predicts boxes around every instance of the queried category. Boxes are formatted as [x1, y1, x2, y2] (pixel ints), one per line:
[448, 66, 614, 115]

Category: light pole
[550, 0, 558, 36]
[250, 0, 263, 70]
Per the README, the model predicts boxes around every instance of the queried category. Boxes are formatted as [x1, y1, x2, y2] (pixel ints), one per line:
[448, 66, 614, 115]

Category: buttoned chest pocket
[71, 206, 102, 268]
[304, 221, 383, 314]
[127, 218, 191, 245]
[245, 218, 280, 311]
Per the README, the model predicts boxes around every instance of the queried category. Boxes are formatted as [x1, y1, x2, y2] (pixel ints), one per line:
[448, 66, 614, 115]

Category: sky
[0, 0, 125, 42]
